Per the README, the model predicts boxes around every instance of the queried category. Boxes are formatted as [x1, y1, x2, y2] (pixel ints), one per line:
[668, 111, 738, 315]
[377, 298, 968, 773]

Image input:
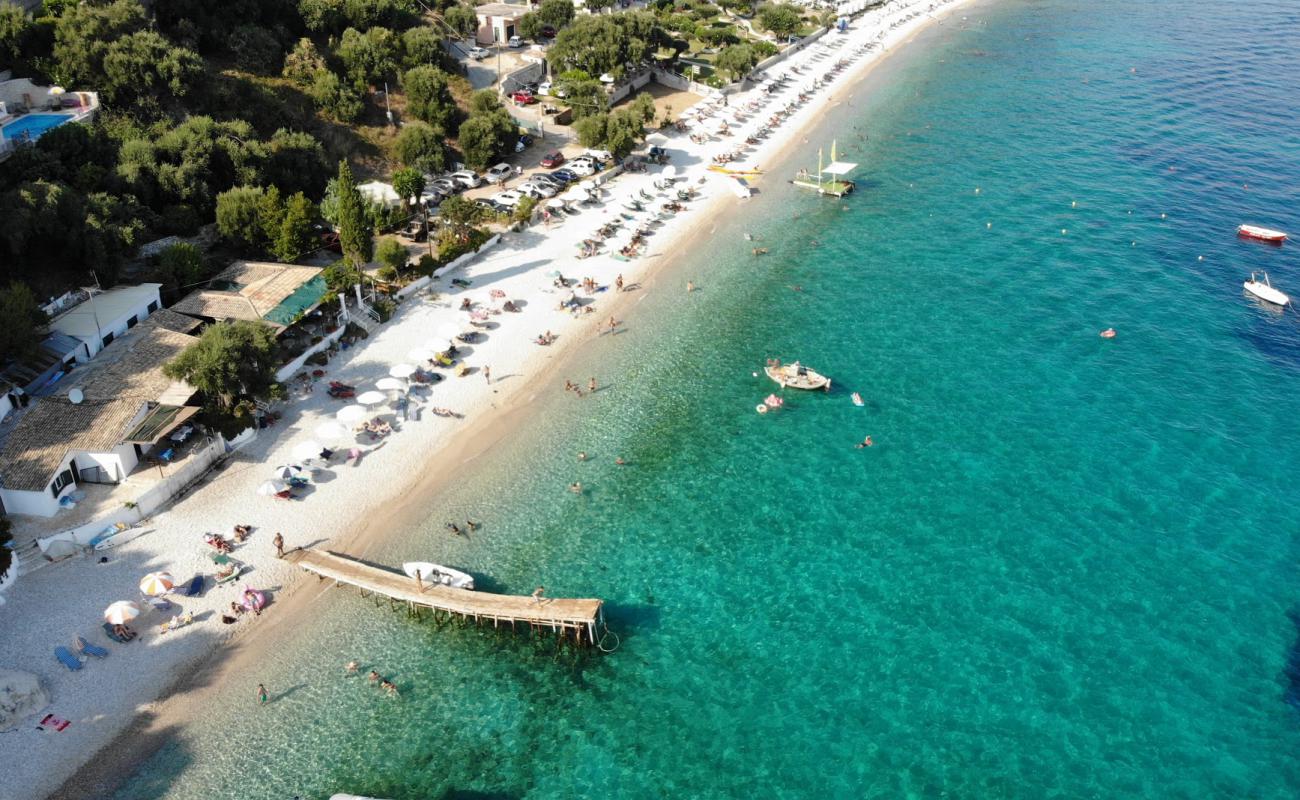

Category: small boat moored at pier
[765, 361, 831, 391]
[1244, 271, 1290, 306]
[1238, 224, 1288, 244]
[403, 561, 475, 590]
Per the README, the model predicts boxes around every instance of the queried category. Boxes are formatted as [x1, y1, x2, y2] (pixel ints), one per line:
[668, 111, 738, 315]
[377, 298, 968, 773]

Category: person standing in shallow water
[256, 683, 268, 705]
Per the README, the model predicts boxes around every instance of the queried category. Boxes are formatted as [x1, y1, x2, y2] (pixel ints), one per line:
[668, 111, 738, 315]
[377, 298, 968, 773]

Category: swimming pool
[1, 113, 74, 142]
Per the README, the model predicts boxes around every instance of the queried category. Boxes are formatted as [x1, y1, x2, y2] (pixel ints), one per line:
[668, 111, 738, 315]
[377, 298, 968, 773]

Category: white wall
[0, 452, 73, 517]
[0, 392, 13, 424]
[78, 289, 162, 358]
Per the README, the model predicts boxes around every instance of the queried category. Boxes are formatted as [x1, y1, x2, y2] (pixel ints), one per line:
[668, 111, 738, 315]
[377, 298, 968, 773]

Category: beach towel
[182, 574, 204, 596]
[75, 636, 109, 658]
[102, 622, 133, 643]
[38, 714, 72, 732]
[54, 647, 82, 671]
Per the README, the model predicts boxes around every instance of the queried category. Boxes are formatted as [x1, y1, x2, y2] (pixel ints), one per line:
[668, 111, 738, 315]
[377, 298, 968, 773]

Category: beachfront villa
[170, 261, 327, 332]
[0, 76, 99, 160]
[0, 319, 199, 518]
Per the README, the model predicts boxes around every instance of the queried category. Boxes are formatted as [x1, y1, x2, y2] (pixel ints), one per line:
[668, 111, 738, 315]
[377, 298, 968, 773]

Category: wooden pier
[285, 549, 606, 645]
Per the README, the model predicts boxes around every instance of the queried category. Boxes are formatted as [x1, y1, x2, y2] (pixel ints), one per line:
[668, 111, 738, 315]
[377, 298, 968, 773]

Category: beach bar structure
[792, 141, 857, 197]
[286, 549, 607, 645]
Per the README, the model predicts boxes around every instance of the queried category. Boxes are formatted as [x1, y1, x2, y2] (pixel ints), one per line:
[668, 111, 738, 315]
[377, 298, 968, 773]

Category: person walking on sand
[588, 377, 597, 393]
[532, 586, 545, 604]
[616, 274, 624, 292]
[273, 532, 285, 559]
[484, 365, 491, 384]
[257, 683, 268, 705]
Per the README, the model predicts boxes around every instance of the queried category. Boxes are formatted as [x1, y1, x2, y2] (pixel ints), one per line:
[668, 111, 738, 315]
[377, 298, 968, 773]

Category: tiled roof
[145, 308, 203, 334]
[0, 321, 199, 493]
[171, 261, 322, 328]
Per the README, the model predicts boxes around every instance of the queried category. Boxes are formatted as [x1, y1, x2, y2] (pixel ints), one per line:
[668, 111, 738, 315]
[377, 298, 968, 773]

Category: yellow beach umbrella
[103, 600, 142, 625]
[138, 572, 174, 596]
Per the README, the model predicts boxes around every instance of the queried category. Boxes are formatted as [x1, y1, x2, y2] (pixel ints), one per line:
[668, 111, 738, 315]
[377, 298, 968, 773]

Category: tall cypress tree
[335, 160, 372, 267]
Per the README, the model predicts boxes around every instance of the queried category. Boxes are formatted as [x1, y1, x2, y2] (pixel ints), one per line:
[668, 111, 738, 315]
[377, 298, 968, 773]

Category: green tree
[101, 31, 204, 106]
[53, 0, 148, 88]
[517, 12, 542, 42]
[163, 320, 279, 412]
[152, 242, 204, 300]
[757, 3, 801, 37]
[337, 25, 399, 88]
[215, 185, 267, 251]
[393, 120, 446, 173]
[547, 12, 663, 77]
[698, 24, 737, 47]
[402, 65, 456, 130]
[561, 77, 607, 120]
[467, 88, 503, 116]
[714, 42, 755, 81]
[512, 194, 537, 223]
[0, 281, 48, 364]
[436, 195, 485, 243]
[335, 160, 372, 266]
[391, 166, 424, 208]
[0, 2, 33, 70]
[274, 192, 317, 262]
[537, 0, 575, 30]
[401, 26, 442, 69]
[228, 24, 281, 73]
[283, 38, 326, 85]
[457, 112, 513, 171]
[266, 129, 330, 198]
[374, 235, 407, 274]
[257, 185, 285, 247]
[311, 69, 365, 122]
[443, 4, 477, 38]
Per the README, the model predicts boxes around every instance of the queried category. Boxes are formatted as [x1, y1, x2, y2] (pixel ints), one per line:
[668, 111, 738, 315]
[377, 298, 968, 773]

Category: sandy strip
[0, 3, 979, 797]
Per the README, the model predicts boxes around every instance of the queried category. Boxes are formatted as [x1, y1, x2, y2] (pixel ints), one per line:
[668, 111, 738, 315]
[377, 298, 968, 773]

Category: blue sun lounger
[54, 647, 82, 671]
[182, 575, 204, 596]
[75, 636, 109, 658]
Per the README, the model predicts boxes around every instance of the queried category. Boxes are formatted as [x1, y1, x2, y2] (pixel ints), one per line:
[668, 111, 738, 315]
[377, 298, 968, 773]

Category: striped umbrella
[104, 600, 143, 625]
[138, 572, 174, 596]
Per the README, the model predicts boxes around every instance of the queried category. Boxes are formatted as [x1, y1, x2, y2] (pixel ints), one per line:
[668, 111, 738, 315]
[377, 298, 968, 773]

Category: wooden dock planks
[284, 549, 603, 638]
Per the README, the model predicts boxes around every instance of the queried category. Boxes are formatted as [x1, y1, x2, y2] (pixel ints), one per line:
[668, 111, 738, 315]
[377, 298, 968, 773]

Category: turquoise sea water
[116, 0, 1300, 797]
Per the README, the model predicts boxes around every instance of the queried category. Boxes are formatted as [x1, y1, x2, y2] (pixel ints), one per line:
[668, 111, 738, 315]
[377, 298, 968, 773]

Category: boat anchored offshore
[793, 140, 856, 197]
[403, 561, 475, 590]
[1238, 224, 1288, 244]
[1244, 271, 1290, 306]
[765, 361, 831, 391]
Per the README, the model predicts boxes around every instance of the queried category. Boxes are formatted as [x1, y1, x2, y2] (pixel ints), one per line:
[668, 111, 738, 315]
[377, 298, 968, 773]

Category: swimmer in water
[855, 436, 874, 449]
[1100, 328, 1116, 339]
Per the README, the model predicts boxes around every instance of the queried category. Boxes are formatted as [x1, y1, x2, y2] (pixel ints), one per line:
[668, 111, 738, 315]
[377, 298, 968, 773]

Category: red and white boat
[1237, 224, 1288, 244]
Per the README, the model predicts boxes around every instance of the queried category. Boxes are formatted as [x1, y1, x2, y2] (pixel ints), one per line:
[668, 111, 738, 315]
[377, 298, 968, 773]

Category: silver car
[449, 170, 482, 189]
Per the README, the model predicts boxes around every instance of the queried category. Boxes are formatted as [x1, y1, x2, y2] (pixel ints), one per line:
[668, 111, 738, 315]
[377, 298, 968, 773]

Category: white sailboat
[1243, 272, 1290, 306]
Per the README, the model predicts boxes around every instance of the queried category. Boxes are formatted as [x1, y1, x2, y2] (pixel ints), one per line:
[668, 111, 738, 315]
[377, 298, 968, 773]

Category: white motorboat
[402, 561, 474, 590]
[1244, 272, 1290, 306]
[765, 361, 831, 391]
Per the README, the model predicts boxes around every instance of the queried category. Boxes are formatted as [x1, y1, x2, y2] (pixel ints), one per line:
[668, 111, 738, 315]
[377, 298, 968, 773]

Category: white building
[474, 2, 534, 44]
[46, 284, 162, 362]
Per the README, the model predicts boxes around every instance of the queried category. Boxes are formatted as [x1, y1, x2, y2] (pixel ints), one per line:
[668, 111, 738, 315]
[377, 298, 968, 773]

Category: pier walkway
[285, 549, 605, 644]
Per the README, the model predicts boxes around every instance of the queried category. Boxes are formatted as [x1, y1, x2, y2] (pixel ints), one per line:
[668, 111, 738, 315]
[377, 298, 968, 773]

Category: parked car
[508, 35, 523, 48]
[491, 190, 523, 208]
[473, 198, 500, 213]
[429, 177, 459, 196]
[583, 149, 613, 163]
[518, 180, 558, 198]
[468, 46, 490, 59]
[511, 90, 537, 105]
[567, 160, 596, 177]
[540, 25, 557, 38]
[514, 133, 534, 153]
[485, 163, 514, 183]
[537, 81, 552, 96]
[540, 151, 565, 168]
[549, 168, 578, 184]
[450, 170, 482, 189]
[532, 173, 564, 188]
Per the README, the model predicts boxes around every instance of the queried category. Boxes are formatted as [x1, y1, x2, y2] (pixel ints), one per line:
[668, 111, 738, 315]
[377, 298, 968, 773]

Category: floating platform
[791, 177, 855, 197]
[285, 549, 606, 645]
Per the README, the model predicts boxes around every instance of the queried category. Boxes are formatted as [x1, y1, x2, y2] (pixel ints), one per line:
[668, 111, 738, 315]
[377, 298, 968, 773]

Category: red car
[511, 90, 536, 104]
[540, 151, 565, 168]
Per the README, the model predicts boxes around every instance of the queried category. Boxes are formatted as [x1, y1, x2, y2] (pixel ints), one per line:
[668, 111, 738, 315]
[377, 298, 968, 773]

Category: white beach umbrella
[388, 363, 416, 379]
[257, 479, 289, 496]
[356, 390, 386, 407]
[408, 346, 438, 362]
[437, 323, 462, 340]
[138, 573, 174, 597]
[662, 165, 677, 179]
[292, 441, 324, 463]
[272, 464, 305, 480]
[546, 198, 566, 210]
[336, 404, 368, 424]
[103, 600, 142, 625]
[314, 421, 349, 441]
[376, 377, 406, 392]
[579, 180, 596, 192]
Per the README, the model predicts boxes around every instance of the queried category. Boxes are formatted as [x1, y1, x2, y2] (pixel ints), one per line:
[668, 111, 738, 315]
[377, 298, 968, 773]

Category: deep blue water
[115, 0, 1300, 797]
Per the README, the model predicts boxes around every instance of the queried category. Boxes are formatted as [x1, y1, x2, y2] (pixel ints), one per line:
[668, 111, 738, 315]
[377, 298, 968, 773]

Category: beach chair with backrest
[54, 647, 83, 671]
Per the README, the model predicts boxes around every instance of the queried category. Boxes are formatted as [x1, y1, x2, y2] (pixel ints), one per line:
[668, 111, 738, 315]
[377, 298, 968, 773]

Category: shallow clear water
[117, 0, 1300, 797]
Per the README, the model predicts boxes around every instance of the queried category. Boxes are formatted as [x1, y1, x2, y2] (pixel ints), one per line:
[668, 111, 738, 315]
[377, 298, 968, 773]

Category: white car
[567, 160, 596, 177]
[583, 149, 613, 163]
[485, 163, 514, 183]
[490, 190, 523, 208]
[449, 170, 482, 189]
[518, 180, 558, 198]
[508, 35, 523, 48]
[537, 81, 552, 96]
[468, 46, 490, 59]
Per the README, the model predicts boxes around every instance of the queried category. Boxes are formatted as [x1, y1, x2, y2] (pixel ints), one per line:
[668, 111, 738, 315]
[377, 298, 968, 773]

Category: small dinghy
[1238, 224, 1288, 244]
[1244, 271, 1290, 306]
[403, 561, 474, 590]
[851, 392, 864, 407]
[765, 361, 831, 391]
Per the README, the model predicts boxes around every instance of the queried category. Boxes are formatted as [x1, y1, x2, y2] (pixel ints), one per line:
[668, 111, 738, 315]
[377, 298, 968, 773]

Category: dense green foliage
[393, 121, 447, 173]
[456, 90, 516, 171]
[547, 12, 666, 79]
[163, 319, 279, 411]
[391, 166, 424, 207]
[401, 65, 456, 130]
[715, 43, 758, 80]
[374, 236, 408, 274]
[215, 185, 319, 261]
[573, 93, 654, 157]
[151, 243, 205, 302]
[0, 282, 47, 365]
[334, 160, 372, 266]
[757, 3, 803, 36]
